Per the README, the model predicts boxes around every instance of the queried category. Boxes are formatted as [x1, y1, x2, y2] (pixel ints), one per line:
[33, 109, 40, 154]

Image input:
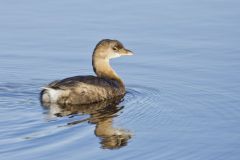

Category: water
[1, 0, 240, 159]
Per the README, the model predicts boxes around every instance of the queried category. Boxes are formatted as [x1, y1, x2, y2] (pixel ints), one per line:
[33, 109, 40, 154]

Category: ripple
[123, 83, 240, 134]
[1, 80, 240, 160]
[121, 85, 165, 127]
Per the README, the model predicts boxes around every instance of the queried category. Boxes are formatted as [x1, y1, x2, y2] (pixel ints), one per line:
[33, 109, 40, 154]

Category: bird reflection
[41, 96, 132, 149]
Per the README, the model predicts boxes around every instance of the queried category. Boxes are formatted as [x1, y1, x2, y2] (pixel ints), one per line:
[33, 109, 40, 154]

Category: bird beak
[126, 50, 134, 56]
[120, 48, 134, 56]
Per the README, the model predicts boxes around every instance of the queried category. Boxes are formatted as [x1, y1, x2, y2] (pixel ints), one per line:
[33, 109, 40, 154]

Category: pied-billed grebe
[40, 39, 133, 105]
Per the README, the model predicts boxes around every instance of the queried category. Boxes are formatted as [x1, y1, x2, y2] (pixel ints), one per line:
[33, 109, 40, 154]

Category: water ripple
[1, 80, 240, 160]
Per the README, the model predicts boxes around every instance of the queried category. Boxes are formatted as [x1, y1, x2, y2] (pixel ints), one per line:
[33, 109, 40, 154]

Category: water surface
[1, 0, 240, 160]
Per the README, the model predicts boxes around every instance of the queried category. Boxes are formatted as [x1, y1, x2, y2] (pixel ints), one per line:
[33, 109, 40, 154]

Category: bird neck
[92, 56, 123, 85]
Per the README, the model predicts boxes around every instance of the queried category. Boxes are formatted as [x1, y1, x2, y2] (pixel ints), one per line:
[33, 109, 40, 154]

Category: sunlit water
[1, 0, 240, 160]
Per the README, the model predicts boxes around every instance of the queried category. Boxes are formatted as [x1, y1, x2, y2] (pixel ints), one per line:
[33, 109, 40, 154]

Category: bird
[40, 39, 133, 105]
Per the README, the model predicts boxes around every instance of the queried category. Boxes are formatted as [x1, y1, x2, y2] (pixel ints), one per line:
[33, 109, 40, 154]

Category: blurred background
[0, 0, 240, 160]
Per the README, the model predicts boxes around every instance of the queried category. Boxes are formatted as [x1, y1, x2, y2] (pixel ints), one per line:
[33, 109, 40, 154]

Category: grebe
[40, 39, 133, 105]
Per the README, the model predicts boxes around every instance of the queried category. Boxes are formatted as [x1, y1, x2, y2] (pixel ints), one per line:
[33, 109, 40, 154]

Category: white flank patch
[46, 88, 61, 103]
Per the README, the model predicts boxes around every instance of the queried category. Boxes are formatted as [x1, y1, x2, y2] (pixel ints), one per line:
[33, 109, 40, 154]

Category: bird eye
[113, 47, 118, 51]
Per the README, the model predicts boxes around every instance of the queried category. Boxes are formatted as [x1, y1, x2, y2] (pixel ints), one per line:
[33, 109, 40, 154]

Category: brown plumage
[40, 39, 133, 105]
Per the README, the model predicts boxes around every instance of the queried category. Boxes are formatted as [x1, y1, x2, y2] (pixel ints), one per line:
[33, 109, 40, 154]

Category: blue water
[1, 0, 240, 159]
